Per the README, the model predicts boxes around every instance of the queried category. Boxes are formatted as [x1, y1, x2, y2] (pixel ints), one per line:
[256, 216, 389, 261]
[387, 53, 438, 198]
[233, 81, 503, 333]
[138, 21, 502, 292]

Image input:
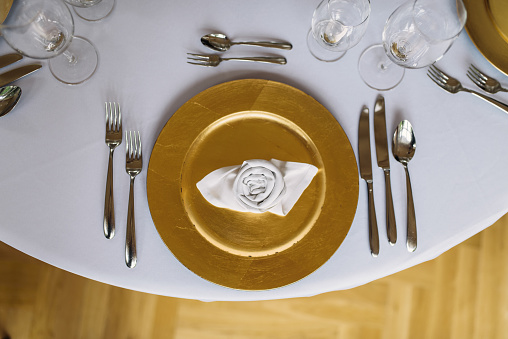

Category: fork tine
[105, 102, 110, 129]
[137, 131, 142, 159]
[116, 103, 122, 131]
[467, 67, 486, 84]
[429, 65, 449, 80]
[186, 53, 209, 60]
[469, 64, 488, 81]
[427, 71, 447, 89]
[466, 71, 486, 88]
[187, 61, 211, 66]
[427, 67, 446, 85]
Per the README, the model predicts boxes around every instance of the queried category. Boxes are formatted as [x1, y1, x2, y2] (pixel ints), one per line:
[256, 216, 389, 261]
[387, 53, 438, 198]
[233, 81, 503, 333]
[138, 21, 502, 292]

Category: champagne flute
[307, 0, 370, 62]
[64, 0, 115, 22]
[358, 0, 467, 91]
[0, 0, 98, 85]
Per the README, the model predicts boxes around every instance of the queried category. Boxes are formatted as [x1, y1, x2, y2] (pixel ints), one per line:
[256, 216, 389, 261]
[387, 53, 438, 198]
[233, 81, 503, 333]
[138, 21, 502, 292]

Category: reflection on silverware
[428, 65, 508, 114]
[0, 53, 22, 69]
[374, 95, 397, 245]
[392, 120, 417, 252]
[201, 33, 292, 52]
[125, 130, 142, 269]
[0, 85, 21, 117]
[186, 53, 287, 67]
[104, 102, 122, 240]
[0, 64, 41, 87]
[358, 105, 379, 257]
[467, 64, 508, 94]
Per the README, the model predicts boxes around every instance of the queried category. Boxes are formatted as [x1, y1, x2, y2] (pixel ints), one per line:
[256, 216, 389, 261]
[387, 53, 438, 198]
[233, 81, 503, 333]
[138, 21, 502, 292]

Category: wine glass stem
[63, 50, 77, 64]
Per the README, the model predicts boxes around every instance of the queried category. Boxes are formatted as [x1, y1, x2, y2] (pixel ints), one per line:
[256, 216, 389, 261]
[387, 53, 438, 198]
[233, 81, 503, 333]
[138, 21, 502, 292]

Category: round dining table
[1, 0, 507, 301]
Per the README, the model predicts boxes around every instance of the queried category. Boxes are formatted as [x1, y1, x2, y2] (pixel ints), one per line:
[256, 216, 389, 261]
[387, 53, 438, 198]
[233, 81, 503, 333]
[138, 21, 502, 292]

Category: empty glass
[307, 0, 370, 62]
[358, 0, 467, 90]
[0, 0, 98, 85]
[64, 0, 115, 22]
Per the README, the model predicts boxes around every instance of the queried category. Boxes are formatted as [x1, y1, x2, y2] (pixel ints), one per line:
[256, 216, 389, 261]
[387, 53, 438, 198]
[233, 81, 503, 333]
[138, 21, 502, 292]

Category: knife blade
[358, 105, 379, 257]
[0, 53, 22, 69]
[0, 64, 42, 87]
[374, 95, 397, 246]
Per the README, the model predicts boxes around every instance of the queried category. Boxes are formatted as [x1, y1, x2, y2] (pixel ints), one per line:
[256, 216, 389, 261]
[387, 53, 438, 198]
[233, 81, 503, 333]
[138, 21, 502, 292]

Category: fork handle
[222, 57, 287, 65]
[125, 176, 137, 268]
[231, 41, 292, 50]
[103, 149, 115, 239]
[465, 89, 508, 113]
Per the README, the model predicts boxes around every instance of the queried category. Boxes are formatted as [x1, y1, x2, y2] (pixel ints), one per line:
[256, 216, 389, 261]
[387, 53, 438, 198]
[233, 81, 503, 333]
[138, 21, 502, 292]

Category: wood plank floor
[1, 214, 507, 339]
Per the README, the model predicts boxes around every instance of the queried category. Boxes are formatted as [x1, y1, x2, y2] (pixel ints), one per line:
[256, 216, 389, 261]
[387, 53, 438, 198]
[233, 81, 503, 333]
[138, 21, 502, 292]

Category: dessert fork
[104, 102, 122, 239]
[186, 53, 286, 67]
[427, 65, 508, 114]
[467, 64, 508, 94]
[125, 131, 142, 268]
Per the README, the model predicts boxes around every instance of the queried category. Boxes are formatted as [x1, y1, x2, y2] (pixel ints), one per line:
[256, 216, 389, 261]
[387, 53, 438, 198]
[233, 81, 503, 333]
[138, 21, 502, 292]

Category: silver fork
[427, 65, 508, 114]
[104, 102, 122, 239]
[125, 131, 142, 268]
[467, 64, 508, 94]
[186, 53, 287, 67]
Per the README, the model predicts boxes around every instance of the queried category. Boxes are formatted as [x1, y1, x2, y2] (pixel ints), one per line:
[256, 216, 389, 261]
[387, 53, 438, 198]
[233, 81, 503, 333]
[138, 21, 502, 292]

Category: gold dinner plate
[463, 0, 508, 75]
[147, 79, 359, 290]
[0, 0, 13, 24]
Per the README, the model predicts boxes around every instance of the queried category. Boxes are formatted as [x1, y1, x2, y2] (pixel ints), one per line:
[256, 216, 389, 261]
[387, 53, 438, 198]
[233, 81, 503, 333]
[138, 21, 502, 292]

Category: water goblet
[0, 0, 99, 85]
[64, 0, 115, 22]
[358, 0, 467, 91]
[307, 0, 371, 62]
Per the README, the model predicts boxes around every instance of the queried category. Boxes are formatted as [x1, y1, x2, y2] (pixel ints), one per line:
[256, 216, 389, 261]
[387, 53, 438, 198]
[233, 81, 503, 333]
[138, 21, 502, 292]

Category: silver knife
[374, 95, 397, 246]
[358, 105, 379, 257]
[0, 53, 23, 69]
[0, 64, 42, 87]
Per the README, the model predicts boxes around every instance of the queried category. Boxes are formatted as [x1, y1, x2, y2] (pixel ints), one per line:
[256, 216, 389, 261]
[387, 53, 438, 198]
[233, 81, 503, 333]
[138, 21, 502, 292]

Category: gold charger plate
[463, 0, 508, 75]
[147, 79, 359, 290]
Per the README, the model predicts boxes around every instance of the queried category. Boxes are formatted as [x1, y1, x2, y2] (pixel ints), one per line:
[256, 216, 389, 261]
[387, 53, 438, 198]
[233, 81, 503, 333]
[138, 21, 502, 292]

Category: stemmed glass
[358, 0, 467, 91]
[64, 0, 115, 22]
[0, 0, 98, 85]
[307, 0, 370, 62]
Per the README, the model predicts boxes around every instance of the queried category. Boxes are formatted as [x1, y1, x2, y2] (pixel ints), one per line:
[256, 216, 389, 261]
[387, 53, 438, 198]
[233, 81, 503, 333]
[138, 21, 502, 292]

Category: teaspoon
[201, 33, 293, 52]
[0, 85, 21, 117]
[392, 120, 417, 252]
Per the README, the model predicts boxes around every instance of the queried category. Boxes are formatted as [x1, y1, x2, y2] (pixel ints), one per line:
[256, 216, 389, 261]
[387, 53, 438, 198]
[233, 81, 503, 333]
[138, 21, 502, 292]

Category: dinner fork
[467, 64, 508, 94]
[427, 65, 508, 114]
[125, 131, 142, 268]
[186, 53, 287, 67]
[104, 102, 122, 239]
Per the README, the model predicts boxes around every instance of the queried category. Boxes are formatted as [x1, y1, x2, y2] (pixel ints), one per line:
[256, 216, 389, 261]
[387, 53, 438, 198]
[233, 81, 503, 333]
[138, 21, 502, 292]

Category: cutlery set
[103, 102, 142, 268]
[187, 32, 292, 67]
[428, 64, 508, 113]
[359, 95, 417, 257]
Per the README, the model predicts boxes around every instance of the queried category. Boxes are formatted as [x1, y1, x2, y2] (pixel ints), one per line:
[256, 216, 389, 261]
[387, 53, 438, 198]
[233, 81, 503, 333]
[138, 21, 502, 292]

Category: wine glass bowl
[0, 0, 99, 85]
[307, 0, 371, 62]
[359, 0, 467, 90]
[64, 0, 115, 22]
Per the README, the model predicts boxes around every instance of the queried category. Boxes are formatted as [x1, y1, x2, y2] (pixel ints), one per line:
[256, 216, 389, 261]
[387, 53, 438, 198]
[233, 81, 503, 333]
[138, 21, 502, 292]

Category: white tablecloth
[1, 0, 507, 301]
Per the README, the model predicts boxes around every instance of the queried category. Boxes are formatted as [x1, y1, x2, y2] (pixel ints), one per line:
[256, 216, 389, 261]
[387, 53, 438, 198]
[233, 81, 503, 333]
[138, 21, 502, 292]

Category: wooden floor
[1, 215, 508, 339]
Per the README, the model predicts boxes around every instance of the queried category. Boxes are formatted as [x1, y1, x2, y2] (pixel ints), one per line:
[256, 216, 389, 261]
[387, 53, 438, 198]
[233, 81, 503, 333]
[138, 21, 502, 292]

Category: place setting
[2, 0, 508, 300]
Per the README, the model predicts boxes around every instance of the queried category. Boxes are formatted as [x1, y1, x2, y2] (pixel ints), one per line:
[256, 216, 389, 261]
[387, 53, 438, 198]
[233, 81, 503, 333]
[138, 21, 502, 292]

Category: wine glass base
[73, 0, 115, 21]
[358, 44, 405, 91]
[49, 36, 98, 85]
[306, 30, 346, 62]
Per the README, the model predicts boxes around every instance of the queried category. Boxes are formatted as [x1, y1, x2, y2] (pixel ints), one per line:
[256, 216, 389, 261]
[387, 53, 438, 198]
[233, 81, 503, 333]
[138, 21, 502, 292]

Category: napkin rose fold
[196, 159, 318, 216]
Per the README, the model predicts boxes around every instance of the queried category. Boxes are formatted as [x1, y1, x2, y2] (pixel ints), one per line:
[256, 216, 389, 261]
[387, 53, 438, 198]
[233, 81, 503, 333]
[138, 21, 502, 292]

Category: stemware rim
[325, 0, 371, 29]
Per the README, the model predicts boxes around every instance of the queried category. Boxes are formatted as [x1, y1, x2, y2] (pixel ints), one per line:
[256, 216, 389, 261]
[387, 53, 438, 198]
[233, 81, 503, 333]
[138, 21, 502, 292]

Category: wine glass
[0, 0, 98, 85]
[307, 0, 370, 62]
[358, 0, 467, 91]
[64, 0, 115, 22]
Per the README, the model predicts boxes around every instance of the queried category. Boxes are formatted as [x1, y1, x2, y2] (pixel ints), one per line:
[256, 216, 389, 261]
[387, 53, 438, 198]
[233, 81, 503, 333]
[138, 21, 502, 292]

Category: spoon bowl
[392, 120, 417, 252]
[200, 33, 293, 52]
[0, 85, 21, 117]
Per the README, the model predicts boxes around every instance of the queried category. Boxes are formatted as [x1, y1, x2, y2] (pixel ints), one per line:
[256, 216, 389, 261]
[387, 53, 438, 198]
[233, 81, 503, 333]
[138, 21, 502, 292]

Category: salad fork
[104, 102, 122, 239]
[125, 131, 142, 268]
[186, 53, 287, 67]
[427, 65, 508, 114]
[467, 64, 508, 94]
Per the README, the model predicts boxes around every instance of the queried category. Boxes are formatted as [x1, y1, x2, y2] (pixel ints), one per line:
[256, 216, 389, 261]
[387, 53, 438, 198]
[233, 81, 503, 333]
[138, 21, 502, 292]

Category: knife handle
[366, 181, 380, 257]
[383, 169, 397, 245]
[404, 165, 417, 252]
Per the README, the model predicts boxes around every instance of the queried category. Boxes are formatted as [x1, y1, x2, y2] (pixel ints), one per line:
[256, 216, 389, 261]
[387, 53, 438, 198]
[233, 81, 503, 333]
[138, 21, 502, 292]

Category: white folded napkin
[196, 159, 318, 216]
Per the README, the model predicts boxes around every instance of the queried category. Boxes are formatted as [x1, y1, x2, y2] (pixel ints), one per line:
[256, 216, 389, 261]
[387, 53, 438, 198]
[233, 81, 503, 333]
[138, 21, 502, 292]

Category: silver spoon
[201, 33, 293, 52]
[392, 120, 417, 252]
[0, 85, 21, 117]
